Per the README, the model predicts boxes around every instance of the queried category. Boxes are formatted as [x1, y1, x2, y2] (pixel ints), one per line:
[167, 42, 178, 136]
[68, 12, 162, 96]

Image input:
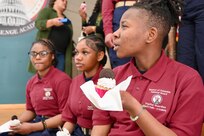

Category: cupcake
[9, 119, 21, 127]
[95, 68, 116, 98]
[9, 115, 21, 127]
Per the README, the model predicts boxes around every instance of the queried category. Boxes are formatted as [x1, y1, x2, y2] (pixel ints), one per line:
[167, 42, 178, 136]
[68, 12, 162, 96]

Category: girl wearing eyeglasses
[2, 39, 72, 136]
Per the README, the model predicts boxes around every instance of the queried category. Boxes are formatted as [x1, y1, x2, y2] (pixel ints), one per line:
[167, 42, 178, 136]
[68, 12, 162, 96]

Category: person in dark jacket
[177, 0, 204, 83]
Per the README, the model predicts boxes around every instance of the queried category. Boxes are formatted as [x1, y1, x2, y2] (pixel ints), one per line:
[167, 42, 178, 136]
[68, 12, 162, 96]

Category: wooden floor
[0, 104, 25, 125]
[202, 125, 204, 136]
[0, 104, 204, 136]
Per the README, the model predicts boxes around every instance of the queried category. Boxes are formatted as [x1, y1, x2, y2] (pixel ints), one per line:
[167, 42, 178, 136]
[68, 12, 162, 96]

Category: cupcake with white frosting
[95, 68, 116, 98]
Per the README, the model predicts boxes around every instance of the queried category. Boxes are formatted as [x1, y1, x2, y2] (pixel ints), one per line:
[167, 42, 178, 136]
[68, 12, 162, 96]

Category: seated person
[91, 1, 204, 136]
[61, 35, 107, 136]
[0, 39, 71, 136]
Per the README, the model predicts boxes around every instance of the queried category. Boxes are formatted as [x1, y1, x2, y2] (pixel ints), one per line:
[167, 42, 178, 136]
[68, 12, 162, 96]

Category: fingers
[52, 18, 63, 26]
[10, 125, 21, 134]
[105, 34, 115, 48]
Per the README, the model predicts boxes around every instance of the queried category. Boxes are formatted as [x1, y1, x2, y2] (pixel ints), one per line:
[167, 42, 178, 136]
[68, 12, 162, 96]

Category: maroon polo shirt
[93, 52, 204, 136]
[26, 66, 71, 117]
[62, 66, 103, 129]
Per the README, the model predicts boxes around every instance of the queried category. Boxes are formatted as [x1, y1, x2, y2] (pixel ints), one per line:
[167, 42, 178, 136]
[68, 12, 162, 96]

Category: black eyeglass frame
[28, 50, 53, 58]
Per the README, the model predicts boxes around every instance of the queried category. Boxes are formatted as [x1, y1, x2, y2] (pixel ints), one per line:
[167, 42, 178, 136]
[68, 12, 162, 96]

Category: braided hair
[131, 0, 183, 38]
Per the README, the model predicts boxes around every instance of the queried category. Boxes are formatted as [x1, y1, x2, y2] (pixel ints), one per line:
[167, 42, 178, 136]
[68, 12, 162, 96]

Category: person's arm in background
[102, 0, 115, 48]
[79, 1, 103, 36]
[35, 8, 63, 31]
[78, 3, 94, 35]
[79, 3, 88, 26]
[165, 26, 177, 60]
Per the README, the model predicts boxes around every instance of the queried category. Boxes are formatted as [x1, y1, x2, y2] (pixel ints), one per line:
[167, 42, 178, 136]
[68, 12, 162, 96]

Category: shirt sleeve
[61, 83, 77, 124]
[35, 8, 51, 30]
[102, 0, 115, 35]
[92, 108, 113, 125]
[56, 78, 72, 113]
[169, 74, 204, 136]
[25, 79, 35, 112]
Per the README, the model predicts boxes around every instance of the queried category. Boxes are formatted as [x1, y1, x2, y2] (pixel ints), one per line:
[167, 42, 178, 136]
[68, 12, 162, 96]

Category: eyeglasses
[28, 50, 52, 58]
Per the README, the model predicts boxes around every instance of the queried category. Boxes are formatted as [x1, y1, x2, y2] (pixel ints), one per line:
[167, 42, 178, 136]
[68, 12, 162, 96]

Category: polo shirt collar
[131, 51, 169, 82]
[33, 66, 55, 84]
[82, 65, 103, 84]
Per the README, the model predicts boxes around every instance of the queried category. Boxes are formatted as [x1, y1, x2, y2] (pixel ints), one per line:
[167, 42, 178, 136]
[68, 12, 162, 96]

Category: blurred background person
[79, 0, 104, 39]
[28, 0, 74, 77]
[177, 0, 204, 83]
[79, 0, 111, 69]
[102, 0, 136, 68]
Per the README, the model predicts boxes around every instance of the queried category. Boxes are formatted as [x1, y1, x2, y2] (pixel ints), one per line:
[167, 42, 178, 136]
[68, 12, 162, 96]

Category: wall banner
[0, 0, 48, 36]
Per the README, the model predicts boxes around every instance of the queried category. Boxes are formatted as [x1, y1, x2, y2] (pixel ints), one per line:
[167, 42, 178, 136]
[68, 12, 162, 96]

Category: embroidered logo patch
[151, 94, 163, 105]
[43, 88, 54, 100]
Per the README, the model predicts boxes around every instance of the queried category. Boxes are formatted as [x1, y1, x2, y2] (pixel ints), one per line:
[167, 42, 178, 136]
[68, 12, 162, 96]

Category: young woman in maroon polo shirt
[61, 35, 107, 136]
[5, 39, 71, 136]
[91, 0, 204, 136]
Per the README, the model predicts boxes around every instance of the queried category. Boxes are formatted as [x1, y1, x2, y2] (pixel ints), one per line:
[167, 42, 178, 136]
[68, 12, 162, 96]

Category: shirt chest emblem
[43, 88, 54, 100]
[151, 94, 163, 105]
[144, 88, 171, 112]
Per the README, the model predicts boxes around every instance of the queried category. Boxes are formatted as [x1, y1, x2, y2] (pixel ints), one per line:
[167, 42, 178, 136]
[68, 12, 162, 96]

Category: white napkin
[0, 119, 21, 134]
[80, 76, 132, 111]
[0, 121, 12, 134]
[56, 128, 70, 136]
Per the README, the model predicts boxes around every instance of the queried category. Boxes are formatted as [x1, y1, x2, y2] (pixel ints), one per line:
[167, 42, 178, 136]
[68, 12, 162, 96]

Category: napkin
[0, 121, 12, 133]
[80, 76, 132, 111]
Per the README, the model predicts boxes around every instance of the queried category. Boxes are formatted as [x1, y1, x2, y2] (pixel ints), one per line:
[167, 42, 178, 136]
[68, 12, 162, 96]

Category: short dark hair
[49, 0, 56, 8]
[30, 39, 58, 66]
[131, 0, 183, 38]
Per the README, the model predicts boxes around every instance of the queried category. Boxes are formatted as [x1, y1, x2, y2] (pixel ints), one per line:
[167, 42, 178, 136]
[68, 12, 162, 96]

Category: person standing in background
[0, 39, 71, 136]
[29, 0, 73, 76]
[79, 0, 104, 39]
[164, 25, 178, 60]
[79, 0, 111, 68]
[102, 0, 136, 68]
[177, 0, 204, 83]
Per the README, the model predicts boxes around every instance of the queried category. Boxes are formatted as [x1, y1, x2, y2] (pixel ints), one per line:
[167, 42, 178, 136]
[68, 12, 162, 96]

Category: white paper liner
[80, 76, 132, 111]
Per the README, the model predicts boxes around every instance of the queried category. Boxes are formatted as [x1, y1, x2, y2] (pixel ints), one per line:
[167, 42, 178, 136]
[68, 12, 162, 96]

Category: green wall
[0, 31, 35, 104]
